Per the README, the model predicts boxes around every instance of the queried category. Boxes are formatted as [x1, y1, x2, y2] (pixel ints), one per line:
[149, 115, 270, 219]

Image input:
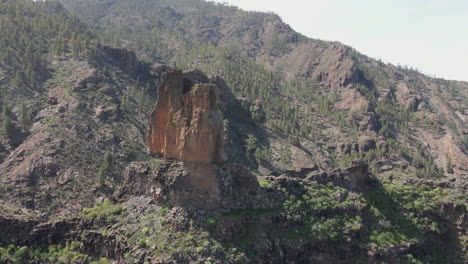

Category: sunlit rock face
[146, 69, 227, 164]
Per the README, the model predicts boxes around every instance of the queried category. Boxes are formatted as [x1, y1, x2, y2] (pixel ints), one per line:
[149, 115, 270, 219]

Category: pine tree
[98, 152, 113, 188]
[19, 103, 30, 130]
[244, 135, 257, 152]
[120, 94, 131, 114]
[145, 82, 151, 95]
[445, 154, 453, 174]
[72, 39, 79, 57]
[25, 41, 32, 59]
[13, 70, 25, 87]
[112, 31, 120, 47]
[98, 167, 106, 188]
[104, 152, 113, 169]
[2, 105, 14, 140]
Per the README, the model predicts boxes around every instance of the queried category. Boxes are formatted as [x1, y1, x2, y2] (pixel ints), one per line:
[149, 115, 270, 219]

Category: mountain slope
[0, 0, 160, 217]
[0, 0, 466, 263]
[59, 0, 468, 178]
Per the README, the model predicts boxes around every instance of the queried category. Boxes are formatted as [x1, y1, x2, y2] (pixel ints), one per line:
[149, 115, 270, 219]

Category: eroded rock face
[115, 160, 260, 210]
[100, 46, 146, 76]
[146, 69, 227, 164]
[395, 83, 422, 111]
[305, 160, 371, 192]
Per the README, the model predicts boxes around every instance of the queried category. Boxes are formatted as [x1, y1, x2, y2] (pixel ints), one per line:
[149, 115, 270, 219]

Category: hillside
[0, 0, 466, 263]
[59, 0, 468, 178]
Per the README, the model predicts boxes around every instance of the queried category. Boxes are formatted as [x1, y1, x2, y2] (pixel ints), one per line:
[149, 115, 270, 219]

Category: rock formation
[146, 69, 227, 164]
[358, 135, 376, 154]
[140, 69, 263, 209]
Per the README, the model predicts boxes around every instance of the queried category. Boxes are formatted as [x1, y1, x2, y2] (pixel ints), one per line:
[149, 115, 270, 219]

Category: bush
[258, 178, 273, 188]
[137, 239, 147, 248]
[14, 246, 31, 264]
[207, 217, 216, 225]
[159, 207, 169, 216]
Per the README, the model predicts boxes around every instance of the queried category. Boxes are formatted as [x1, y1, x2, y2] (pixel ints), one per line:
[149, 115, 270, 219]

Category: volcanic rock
[115, 160, 260, 210]
[395, 83, 422, 111]
[358, 135, 376, 153]
[146, 69, 227, 164]
[305, 160, 371, 192]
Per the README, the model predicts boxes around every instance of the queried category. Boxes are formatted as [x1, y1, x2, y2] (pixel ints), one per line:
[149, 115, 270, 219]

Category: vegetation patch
[0, 242, 109, 264]
[82, 201, 124, 222]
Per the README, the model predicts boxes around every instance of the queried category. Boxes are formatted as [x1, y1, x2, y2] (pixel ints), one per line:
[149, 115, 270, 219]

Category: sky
[211, 0, 468, 81]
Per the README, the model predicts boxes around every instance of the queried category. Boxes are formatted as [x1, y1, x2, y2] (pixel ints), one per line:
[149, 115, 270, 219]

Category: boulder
[94, 105, 119, 121]
[379, 165, 394, 172]
[337, 142, 358, 155]
[358, 135, 376, 153]
[46, 96, 59, 105]
[376, 136, 388, 151]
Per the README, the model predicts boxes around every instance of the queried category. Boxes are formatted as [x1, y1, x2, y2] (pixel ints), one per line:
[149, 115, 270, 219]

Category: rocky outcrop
[304, 160, 371, 192]
[115, 160, 261, 210]
[99, 45, 147, 76]
[266, 160, 371, 192]
[0, 215, 39, 245]
[94, 105, 119, 121]
[348, 112, 379, 131]
[311, 44, 360, 90]
[358, 135, 376, 153]
[146, 69, 227, 164]
[395, 83, 422, 111]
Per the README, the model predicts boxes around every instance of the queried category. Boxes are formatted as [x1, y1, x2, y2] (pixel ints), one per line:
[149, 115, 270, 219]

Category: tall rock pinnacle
[146, 69, 227, 164]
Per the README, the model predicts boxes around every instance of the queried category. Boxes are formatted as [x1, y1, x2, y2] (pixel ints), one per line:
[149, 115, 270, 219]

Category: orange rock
[146, 69, 227, 164]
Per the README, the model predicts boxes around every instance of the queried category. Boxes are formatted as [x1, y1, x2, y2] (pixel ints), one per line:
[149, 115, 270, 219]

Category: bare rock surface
[305, 160, 372, 192]
[115, 160, 262, 210]
[358, 135, 376, 153]
[144, 69, 263, 209]
[146, 69, 227, 164]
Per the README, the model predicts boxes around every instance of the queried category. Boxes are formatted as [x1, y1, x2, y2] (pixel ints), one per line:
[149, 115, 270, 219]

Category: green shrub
[159, 207, 169, 215]
[82, 201, 123, 221]
[258, 178, 273, 187]
[14, 246, 30, 264]
[207, 217, 217, 225]
[137, 239, 147, 248]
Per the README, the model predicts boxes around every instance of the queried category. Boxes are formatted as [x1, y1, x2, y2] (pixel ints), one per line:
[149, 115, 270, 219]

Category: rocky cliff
[146, 69, 227, 164]
[144, 69, 253, 209]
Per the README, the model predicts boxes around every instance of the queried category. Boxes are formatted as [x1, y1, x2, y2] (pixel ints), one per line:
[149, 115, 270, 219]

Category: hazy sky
[211, 0, 468, 81]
